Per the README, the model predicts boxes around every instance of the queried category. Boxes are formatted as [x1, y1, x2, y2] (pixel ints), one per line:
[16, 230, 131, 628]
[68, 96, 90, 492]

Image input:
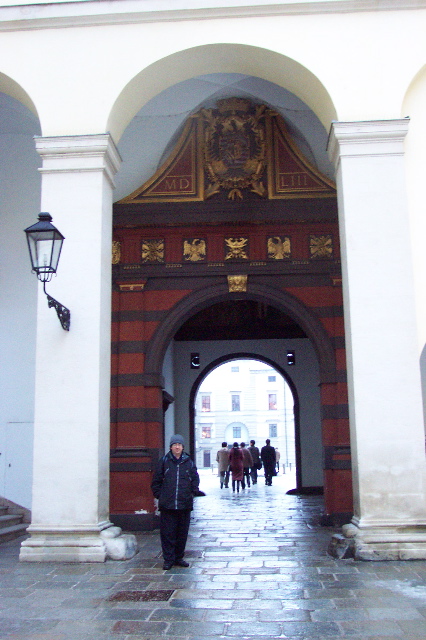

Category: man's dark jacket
[261, 444, 276, 473]
[151, 451, 200, 511]
[248, 445, 260, 466]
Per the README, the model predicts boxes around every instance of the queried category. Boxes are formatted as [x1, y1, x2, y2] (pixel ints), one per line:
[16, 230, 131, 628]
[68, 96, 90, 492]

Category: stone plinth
[20, 523, 137, 562]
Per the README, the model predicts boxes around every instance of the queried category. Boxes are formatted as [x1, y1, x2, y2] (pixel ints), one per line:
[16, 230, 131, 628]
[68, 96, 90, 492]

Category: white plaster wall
[173, 339, 322, 487]
[0, 93, 40, 509]
[403, 67, 426, 429]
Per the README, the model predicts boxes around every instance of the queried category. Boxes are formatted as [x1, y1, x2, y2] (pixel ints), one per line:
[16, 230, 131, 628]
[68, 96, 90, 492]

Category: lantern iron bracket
[43, 282, 71, 331]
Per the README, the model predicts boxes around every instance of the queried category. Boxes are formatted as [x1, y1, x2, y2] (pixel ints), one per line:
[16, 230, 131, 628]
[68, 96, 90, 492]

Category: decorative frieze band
[112, 233, 336, 265]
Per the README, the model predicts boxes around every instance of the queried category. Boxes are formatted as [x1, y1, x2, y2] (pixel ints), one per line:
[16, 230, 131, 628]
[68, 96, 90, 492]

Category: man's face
[171, 443, 183, 458]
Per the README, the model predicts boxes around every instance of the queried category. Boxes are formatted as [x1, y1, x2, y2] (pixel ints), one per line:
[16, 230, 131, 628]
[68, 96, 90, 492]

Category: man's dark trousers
[160, 508, 191, 564]
[250, 466, 258, 484]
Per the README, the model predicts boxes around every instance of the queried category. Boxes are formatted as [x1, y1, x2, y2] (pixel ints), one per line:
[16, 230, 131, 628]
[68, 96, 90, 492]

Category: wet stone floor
[0, 469, 426, 639]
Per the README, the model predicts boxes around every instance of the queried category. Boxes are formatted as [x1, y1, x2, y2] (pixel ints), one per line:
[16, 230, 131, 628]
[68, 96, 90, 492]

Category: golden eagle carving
[183, 238, 206, 262]
[201, 98, 267, 200]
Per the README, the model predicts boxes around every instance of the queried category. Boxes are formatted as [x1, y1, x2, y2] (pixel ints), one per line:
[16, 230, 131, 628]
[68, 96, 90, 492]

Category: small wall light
[24, 213, 71, 331]
[190, 353, 200, 369]
[287, 350, 296, 366]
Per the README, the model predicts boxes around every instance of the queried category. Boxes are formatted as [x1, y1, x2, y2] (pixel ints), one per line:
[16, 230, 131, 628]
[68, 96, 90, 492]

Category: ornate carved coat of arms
[201, 98, 267, 200]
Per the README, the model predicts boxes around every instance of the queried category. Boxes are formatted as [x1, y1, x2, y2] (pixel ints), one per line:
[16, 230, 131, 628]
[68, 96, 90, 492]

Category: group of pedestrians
[216, 439, 278, 492]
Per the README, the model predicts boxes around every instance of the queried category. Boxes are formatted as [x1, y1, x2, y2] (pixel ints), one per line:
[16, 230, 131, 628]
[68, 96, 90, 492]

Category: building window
[201, 425, 211, 439]
[203, 450, 211, 467]
[268, 375, 276, 382]
[268, 393, 277, 410]
[231, 366, 239, 372]
[201, 395, 211, 412]
[231, 394, 240, 411]
[233, 425, 241, 439]
[269, 424, 277, 438]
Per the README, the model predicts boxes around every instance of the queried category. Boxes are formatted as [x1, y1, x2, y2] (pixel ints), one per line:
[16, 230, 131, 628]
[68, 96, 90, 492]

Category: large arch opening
[0, 85, 41, 517]
[110, 65, 349, 530]
[168, 298, 324, 497]
[108, 43, 337, 144]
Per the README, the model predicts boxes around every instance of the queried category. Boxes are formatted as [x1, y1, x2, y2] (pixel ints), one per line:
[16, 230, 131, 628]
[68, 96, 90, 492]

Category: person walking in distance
[275, 448, 281, 474]
[261, 439, 276, 486]
[240, 442, 253, 489]
[216, 442, 230, 489]
[151, 434, 200, 570]
[228, 441, 244, 493]
[248, 439, 261, 485]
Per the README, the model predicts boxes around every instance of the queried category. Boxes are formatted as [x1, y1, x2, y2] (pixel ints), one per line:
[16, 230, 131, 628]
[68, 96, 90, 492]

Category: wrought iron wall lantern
[24, 213, 71, 331]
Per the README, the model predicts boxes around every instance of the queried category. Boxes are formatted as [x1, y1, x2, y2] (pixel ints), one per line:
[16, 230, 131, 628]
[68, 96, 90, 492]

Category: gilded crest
[310, 234, 333, 259]
[183, 238, 206, 262]
[112, 240, 121, 265]
[142, 239, 164, 263]
[202, 98, 267, 200]
[225, 237, 249, 261]
[227, 275, 247, 292]
[267, 236, 291, 260]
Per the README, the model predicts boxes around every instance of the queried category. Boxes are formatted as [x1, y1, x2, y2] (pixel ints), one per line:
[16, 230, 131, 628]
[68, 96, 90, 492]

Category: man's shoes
[174, 559, 189, 567]
[163, 561, 173, 570]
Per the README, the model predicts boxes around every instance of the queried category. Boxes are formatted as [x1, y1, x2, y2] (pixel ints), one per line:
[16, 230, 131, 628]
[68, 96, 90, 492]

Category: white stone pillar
[328, 120, 426, 560]
[20, 135, 124, 561]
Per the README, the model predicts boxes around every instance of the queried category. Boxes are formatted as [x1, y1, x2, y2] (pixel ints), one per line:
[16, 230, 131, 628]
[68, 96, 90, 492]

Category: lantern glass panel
[26, 227, 64, 282]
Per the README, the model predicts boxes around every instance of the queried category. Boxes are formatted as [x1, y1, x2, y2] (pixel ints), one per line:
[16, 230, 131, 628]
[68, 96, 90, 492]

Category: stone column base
[19, 522, 137, 562]
[329, 522, 426, 561]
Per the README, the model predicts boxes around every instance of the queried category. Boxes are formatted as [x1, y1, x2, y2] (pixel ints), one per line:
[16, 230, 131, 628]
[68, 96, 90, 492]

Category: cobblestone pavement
[0, 470, 426, 639]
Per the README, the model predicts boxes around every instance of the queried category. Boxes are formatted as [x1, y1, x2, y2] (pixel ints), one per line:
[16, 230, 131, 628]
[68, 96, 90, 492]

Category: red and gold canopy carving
[118, 99, 335, 204]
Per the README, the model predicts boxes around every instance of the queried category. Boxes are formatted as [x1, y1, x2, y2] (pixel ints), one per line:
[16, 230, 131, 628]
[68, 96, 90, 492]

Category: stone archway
[144, 286, 341, 507]
[108, 43, 337, 143]
[111, 76, 343, 529]
[145, 282, 337, 385]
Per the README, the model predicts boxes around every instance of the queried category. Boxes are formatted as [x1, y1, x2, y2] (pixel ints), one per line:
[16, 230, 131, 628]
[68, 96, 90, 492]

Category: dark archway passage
[170, 296, 326, 497]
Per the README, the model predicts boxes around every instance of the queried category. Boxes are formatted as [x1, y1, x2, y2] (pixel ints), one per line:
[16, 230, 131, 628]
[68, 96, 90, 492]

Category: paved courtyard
[0, 469, 425, 639]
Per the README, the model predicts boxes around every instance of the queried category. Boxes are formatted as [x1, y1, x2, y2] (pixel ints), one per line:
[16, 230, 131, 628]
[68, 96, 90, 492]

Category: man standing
[151, 434, 200, 570]
[261, 439, 276, 486]
[240, 442, 253, 488]
[216, 442, 230, 488]
[248, 439, 261, 485]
